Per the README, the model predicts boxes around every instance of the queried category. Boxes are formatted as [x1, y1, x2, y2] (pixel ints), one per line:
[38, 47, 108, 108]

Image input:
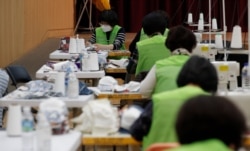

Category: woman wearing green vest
[135, 11, 171, 76]
[139, 25, 197, 98]
[87, 9, 126, 51]
[130, 56, 218, 151]
[168, 95, 247, 151]
[126, 10, 170, 77]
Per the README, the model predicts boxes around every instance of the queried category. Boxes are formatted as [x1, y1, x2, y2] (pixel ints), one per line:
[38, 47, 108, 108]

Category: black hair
[142, 11, 168, 36]
[166, 25, 196, 52]
[177, 55, 218, 93]
[154, 10, 170, 28]
[99, 9, 118, 27]
[176, 95, 247, 150]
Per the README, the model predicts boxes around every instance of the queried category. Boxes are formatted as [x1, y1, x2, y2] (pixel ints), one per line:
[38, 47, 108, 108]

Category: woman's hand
[93, 44, 113, 51]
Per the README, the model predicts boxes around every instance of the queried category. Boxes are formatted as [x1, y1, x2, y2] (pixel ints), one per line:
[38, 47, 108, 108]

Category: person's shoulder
[115, 25, 125, 32]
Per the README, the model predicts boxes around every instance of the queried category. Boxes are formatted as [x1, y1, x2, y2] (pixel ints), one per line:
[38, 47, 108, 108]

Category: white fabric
[120, 105, 143, 130]
[114, 81, 140, 92]
[98, 76, 118, 92]
[109, 59, 129, 67]
[139, 65, 157, 98]
[71, 99, 119, 135]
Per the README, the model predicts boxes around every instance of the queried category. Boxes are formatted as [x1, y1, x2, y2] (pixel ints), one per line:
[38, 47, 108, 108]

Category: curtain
[109, 0, 248, 32]
[77, 0, 248, 32]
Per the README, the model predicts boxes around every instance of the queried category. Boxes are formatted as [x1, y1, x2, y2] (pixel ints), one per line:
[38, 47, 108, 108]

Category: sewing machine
[192, 43, 218, 61]
[211, 61, 240, 92]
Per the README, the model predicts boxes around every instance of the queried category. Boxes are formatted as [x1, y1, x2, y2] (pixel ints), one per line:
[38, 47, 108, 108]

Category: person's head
[177, 55, 218, 93]
[154, 10, 170, 28]
[142, 11, 168, 36]
[176, 95, 247, 150]
[166, 25, 196, 53]
[99, 9, 118, 32]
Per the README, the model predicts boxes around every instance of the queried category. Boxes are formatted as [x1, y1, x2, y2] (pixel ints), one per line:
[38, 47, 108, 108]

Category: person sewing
[87, 9, 126, 51]
[139, 25, 197, 98]
[167, 95, 247, 151]
[126, 10, 170, 78]
[134, 11, 171, 76]
[130, 55, 218, 150]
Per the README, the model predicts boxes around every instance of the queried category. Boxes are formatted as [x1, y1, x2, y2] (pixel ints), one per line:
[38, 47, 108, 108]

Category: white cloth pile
[71, 99, 119, 135]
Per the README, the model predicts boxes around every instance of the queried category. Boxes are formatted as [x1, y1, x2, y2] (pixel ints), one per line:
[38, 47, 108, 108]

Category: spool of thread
[212, 18, 218, 30]
[198, 19, 204, 31]
[215, 34, 223, 49]
[187, 13, 193, 23]
[76, 38, 85, 53]
[6, 104, 22, 136]
[199, 13, 204, 21]
[68, 37, 77, 53]
[194, 33, 202, 43]
[53, 72, 66, 96]
[231, 25, 242, 48]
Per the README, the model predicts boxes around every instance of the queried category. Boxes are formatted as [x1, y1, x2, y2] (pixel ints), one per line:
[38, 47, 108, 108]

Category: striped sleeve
[0, 70, 9, 97]
[113, 27, 126, 50]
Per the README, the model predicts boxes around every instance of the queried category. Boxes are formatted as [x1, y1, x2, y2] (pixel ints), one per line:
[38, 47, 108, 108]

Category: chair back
[5, 65, 32, 88]
[146, 142, 179, 151]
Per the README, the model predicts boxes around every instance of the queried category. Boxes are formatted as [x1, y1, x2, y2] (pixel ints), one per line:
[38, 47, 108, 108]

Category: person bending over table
[134, 11, 171, 76]
[139, 25, 197, 99]
[168, 95, 247, 151]
[130, 55, 218, 150]
[87, 9, 126, 51]
[126, 10, 170, 77]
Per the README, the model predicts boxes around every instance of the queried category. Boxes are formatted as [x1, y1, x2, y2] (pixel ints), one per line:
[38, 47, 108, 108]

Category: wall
[0, 0, 74, 67]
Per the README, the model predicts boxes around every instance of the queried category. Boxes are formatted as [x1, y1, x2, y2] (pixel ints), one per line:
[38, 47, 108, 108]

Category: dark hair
[177, 55, 218, 93]
[154, 10, 170, 28]
[99, 10, 118, 27]
[176, 95, 247, 149]
[142, 11, 168, 36]
[166, 25, 196, 52]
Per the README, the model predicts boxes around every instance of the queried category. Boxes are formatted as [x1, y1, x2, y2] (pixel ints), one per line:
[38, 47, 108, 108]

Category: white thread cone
[187, 13, 193, 23]
[212, 18, 218, 30]
[69, 38, 77, 53]
[231, 25, 242, 48]
[199, 13, 204, 21]
[215, 34, 223, 49]
[198, 19, 204, 31]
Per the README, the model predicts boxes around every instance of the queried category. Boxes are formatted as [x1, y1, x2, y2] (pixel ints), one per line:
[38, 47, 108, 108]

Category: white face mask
[101, 25, 112, 32]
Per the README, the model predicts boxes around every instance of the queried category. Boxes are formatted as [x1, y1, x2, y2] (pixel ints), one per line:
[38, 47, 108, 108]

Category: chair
[5, 65, 32, 88]
[146, 143, 179, 151]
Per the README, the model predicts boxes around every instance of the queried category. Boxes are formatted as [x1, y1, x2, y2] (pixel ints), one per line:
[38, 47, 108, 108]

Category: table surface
[89, 87, 143, 100]
[0, 90, 94, 107]
[0, 130, 82, 151]
[82, 132, 140, 146]
[217, 49, 249, 55]
[36, 65, 105, 79]
[49, 50, 130, 60]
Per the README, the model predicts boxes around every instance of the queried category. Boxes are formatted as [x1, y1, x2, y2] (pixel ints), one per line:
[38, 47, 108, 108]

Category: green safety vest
[135, 35, 171, 75]
[153, 55, 190, 94]
[168, 139, 231, 151]
[139, 28, 169, 41]
[142, 86, 208, 150]
[96, 25, 126, 50]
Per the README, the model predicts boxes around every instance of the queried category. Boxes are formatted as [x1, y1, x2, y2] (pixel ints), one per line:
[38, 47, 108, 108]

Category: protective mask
[101, 25, 112, 32]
